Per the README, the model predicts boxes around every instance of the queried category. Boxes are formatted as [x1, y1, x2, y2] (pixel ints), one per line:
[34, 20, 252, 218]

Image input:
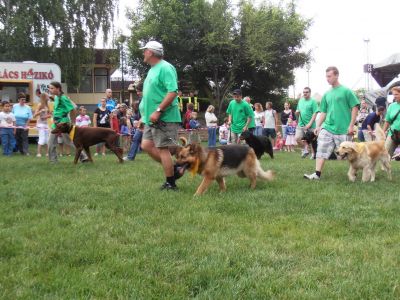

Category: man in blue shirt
[98, 89, 116, 111]
[361, 106, 385, 141]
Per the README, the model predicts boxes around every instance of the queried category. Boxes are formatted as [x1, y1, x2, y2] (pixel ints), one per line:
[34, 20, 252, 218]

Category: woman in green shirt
[47, 81, 87, 163]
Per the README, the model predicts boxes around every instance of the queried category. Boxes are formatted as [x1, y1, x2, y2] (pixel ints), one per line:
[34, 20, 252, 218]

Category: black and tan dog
[52, 122, 123, 164]
[239, 130, 274, 159]
[175, 143, 274, 195]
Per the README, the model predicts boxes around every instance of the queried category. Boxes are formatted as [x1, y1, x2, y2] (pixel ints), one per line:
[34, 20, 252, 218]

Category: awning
[371, 53, 400, 87]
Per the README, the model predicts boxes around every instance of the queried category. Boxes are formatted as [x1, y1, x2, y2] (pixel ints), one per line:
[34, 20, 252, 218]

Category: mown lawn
[0, 146, 399, 299]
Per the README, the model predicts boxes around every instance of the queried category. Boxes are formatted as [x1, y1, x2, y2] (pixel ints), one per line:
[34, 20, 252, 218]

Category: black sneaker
[160, 182, 178, 191]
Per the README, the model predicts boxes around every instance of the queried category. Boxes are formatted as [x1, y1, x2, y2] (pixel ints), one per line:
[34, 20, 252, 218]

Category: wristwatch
[156, 107, 163, 113]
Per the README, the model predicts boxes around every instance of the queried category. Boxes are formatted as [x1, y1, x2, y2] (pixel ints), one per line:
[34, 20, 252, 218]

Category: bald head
[106, 89, 112, 98]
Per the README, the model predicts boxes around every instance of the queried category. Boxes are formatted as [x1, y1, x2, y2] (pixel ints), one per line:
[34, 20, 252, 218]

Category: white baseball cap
[140, 41, 164, 56]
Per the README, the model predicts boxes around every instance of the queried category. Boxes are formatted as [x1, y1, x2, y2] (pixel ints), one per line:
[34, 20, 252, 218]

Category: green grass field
[1, 146, 399, 299]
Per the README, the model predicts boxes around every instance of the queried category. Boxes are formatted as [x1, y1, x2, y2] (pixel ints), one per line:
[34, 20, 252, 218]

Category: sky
[115, 0, 400, 97]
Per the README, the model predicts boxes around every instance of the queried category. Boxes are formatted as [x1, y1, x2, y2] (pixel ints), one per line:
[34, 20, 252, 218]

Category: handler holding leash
[139, 41, 182, 191]
[304, 66, 359, 180]
[47, 81, 88, 163]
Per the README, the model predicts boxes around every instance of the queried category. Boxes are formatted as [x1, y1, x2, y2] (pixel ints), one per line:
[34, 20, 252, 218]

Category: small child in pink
[274, 131, 284, 151]
[76, 106, 91, 127]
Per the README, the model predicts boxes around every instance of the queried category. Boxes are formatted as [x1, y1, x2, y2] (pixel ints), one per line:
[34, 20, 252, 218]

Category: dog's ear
[179, 136, 188, 146]
[340, 142, 359, 153]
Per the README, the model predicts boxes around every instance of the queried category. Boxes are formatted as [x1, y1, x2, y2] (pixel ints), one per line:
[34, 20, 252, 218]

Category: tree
[127, 0, 310, 116]
[0, 0, 118, 89]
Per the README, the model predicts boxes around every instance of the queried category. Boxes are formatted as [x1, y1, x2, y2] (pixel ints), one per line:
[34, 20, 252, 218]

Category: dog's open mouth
[337, 152, 347, 159]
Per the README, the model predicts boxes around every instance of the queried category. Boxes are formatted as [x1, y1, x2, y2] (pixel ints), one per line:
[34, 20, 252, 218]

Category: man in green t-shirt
[304, 66, 359, 180]
[295, 87, 318, 158]
[382, 86, 400, 156]
[138, 40, 182, 191]
[226, 89, 253, 144]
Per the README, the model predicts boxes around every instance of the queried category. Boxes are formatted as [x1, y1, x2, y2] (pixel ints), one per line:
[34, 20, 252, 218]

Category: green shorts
[143, 123, 179, 148]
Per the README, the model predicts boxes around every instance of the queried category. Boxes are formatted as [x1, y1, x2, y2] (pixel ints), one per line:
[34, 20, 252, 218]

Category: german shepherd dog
[175, 143, 274, 195]
[52, 122, 124, 164]
[239, 130, 274, 159]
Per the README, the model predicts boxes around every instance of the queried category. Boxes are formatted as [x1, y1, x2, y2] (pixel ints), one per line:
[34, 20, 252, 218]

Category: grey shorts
[143, 123, 179, 148]
[316, 129, 350, 159]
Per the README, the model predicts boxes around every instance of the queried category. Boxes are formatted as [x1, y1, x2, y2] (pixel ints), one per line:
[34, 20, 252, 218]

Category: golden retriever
[337, 124, 391, 182]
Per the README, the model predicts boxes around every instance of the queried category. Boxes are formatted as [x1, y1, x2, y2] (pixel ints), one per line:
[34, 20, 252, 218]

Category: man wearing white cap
[139, 40, 182, 191]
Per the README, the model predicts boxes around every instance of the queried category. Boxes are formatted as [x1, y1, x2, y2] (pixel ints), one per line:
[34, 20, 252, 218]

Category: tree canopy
[0, 0, 118, 88]
[127, 0, 310, 115]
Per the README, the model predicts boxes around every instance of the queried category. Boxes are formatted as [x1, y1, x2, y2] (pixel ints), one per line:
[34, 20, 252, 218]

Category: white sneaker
[36, 153, 42, 158]
[94, 153, 98, 156]
[102, 153, 106, 156]
[304, 173, 320, 180]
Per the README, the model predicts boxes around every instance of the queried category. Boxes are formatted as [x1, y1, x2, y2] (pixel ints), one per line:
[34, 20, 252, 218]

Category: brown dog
[337, 124, 391, 182]
[175, 143, 274, 195]
[52, 123, 123, 164]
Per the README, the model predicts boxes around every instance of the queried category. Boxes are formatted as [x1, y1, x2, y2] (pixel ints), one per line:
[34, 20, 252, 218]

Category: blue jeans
[255, 126, 263, 136]
[1, 128, 15, 155]
[127, 130, 143, 160]
[358, 128, 365, 142]
[207, 127, 217, 147]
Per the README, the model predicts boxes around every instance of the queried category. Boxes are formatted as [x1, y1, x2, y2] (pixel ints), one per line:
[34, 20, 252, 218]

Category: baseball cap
[140, 41, 164, 56]
[232, 89, 242, 95]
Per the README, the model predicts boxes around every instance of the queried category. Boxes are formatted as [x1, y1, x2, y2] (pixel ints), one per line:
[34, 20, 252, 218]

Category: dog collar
[69, 125, 76, 141]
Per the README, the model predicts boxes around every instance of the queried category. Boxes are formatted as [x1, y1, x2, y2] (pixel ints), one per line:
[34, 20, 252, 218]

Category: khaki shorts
[143, 123, 179, 148]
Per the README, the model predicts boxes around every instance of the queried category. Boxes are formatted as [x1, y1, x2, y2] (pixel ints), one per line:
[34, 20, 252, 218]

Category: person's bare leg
[141, 139, 161, 162]
[159, 147, 174, 177]
[316, 158, 325, 172]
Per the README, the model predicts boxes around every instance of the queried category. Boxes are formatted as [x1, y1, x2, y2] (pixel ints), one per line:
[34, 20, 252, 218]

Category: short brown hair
[326, 66, 339, 75]
[391, 86, 400, 94]
[18, 92, 26, 100]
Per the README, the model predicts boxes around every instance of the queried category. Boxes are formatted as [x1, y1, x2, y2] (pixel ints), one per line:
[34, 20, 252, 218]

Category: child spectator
[219, 117, 230, 145]
[110, 109, 120, 133]
[120, 117, 130, 152]
[274, 131, 284, 151]
[189, 111, 201, 144]
[183, 102, 194, 129]
[285, 118, 297, 152]
[75, 106, 91, 127]
[34, 93, 51, 157]
[0, 101, 16, 156]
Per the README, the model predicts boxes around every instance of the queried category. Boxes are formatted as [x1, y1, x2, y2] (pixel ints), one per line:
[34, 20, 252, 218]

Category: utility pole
[363, 38, 370, 91]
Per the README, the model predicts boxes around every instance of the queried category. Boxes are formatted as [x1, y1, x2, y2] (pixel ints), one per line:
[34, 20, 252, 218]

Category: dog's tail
[256, 160, 275, 181]
[374, 123, 385, 141]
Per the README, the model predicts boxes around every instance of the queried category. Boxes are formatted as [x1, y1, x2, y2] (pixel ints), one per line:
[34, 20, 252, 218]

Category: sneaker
[304, 173, 320, 180]
[310, 155, 316, 160]
[94, 153, 98, 156]
[36, 154, 42, 158]
[160, 182, 178, 191]
[123, 156, 133, 161]
[301, 151, 309, 158]
[102, 153, 106, 156]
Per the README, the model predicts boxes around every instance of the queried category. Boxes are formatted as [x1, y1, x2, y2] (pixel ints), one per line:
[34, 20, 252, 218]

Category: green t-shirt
[320, 85, 359, 134]
[296, 97, 318, 128]
[140, 60, 181, 124]
[53, 94, 75, 126]
[226, 99, 253, 133]
[385, 102, 400, 137]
